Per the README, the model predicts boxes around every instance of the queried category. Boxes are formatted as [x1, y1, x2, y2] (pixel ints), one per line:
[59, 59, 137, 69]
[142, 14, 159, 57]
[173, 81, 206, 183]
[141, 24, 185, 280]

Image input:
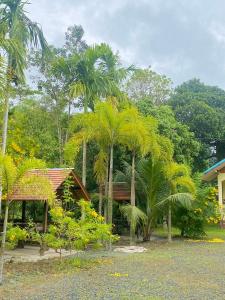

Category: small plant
[26, 219, 48, 256]
[5, 224, 28, 250]
[43, 200, 117, 257]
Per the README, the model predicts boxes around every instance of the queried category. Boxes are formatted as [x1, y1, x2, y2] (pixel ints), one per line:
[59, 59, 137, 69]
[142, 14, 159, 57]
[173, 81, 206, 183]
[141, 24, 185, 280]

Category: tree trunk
[130, 215, 135, 246]
[107, 145, 113, 224]
[43, 201, 48, 233]
[130, 151, 136, 206]
[22, 201, 26, 224]
[103, 158, 109, 223]
[82, 102, 88, 187]
[130, 151, 136, 245]
[0, 200, 9, 285]
[2, 95, 9, 155]
[57, 117, 63, 166]
[0, 93, 9, 215]
[168, 203, 172, 243]
[99, 184, 103, 215]
[65, 100, 71, 144]
[82, 140, 87, 187]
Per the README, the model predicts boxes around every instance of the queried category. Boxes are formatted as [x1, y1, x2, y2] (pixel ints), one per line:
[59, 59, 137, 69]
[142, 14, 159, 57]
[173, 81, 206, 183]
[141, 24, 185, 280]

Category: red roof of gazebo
[9, 168, 90, 201]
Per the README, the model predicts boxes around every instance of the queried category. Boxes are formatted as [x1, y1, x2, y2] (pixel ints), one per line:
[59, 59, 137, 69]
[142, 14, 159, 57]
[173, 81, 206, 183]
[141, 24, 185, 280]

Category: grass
[204, 224, 225, 239]
[154, 224, 225, 240]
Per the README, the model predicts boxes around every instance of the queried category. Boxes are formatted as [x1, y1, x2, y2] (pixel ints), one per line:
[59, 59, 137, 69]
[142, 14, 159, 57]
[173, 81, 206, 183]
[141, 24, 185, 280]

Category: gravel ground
[1, 240, 225, 300]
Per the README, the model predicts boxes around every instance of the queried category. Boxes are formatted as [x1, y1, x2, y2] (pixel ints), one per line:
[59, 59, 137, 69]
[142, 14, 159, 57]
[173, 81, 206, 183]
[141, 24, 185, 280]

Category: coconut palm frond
[157, 192, 193, 210]
[120, 204, 147, 231]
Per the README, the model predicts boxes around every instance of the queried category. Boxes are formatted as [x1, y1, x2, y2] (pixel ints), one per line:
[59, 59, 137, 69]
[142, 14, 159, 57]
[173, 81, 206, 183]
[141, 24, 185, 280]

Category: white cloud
[26, 0, 225, 88]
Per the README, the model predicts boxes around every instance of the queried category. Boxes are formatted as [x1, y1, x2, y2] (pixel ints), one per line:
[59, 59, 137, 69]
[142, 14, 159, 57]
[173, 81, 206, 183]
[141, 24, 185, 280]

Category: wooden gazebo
[8, 168, 90, 232]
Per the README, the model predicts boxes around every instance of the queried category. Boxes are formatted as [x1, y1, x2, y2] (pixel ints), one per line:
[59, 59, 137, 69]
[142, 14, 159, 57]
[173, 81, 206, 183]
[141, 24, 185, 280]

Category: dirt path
[1, 241, 225, 299]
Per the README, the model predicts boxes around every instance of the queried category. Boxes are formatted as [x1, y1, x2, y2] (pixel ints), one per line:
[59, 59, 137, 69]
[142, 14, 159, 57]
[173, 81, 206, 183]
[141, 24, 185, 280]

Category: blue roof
[204, 158, 225, 174]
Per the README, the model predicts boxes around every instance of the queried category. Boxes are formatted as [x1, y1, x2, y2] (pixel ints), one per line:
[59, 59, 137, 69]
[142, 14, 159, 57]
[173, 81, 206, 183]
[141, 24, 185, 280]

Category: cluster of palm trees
[0, 1, 197, 285]
[66, 100, 195, 244]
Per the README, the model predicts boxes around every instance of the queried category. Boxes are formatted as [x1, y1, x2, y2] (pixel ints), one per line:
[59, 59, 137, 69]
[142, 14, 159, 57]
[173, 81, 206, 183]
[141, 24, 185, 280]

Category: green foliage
[136, 103, 200, 166]
[41, 201, 117, 255]
[26, 218, 46, 249]
[5, 224, 27, 250]
[169, 79, 225, 168]
[126, 67, 173, 105]
[8, 99, 60, 165]
[120, 204, 147, 240]
[174, 186, 220, 238]
[62, 176, 74, 209]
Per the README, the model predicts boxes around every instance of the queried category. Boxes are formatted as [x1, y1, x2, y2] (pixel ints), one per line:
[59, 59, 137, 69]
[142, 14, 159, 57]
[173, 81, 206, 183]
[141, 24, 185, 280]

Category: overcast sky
[28, 0, 225, 88]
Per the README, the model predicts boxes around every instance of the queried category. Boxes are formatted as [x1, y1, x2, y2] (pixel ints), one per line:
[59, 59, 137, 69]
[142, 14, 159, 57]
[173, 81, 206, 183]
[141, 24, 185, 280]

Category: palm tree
[158, 162, 195, 242]
[69, 44, 130, 186]
[65, 101, 132, 224]
[157, 193, 193, 242]
[116, 136, 174, 241]
[120, 204, 147, 245]
[117, 157, 167, 241]
[0, 155, 55, 284]
[93, 101, 134, 224]
[0, 0, 48, 214]
[0, 0, 48, 153]
[120, 108, 158, 243]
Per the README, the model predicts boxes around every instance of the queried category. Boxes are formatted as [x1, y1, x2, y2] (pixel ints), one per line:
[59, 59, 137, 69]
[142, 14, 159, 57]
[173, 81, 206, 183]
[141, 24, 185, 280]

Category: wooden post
[22, 201, 26, 225]
[43, 201, 48, 233]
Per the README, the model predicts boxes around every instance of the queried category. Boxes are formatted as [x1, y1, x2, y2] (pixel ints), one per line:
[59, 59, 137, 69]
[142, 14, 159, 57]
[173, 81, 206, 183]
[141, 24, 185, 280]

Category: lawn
[1, 236, 225, 299]
[154, 224, 225, 240]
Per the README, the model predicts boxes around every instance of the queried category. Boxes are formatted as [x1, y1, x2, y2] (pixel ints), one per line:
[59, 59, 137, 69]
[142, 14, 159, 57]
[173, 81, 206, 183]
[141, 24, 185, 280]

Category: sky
[28, 0, 225, 89]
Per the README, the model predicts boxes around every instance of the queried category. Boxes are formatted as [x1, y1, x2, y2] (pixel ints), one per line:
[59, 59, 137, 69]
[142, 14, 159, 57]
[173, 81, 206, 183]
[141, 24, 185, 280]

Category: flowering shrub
[43, 200, 117, 256]
[175, 187, 220, 238]
[5, 224, 28, 249]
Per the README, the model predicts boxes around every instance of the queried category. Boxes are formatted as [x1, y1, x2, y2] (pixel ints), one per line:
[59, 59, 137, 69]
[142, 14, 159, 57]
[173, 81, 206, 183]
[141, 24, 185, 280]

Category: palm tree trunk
[130, 218, 134, 246]
[99, 184, 103, 215]
[82, 102, 88, 187]
[0, 93, 9, 215]
[2, 95, 9, 155]
[82, 140, 87, 187]
[130, 151, 136, 245]
[0, 200, 9, 285]
[104, 159, 109, 222]
[107, 145, 113, 224]
[168, 203, 172, 243]
[130, 151, 135, 206]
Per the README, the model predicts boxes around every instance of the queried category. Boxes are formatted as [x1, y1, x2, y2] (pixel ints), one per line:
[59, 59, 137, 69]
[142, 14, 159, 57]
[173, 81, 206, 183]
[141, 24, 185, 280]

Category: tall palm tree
[120, 108, 158, 243]
[93, 101, 134, 224]
[0, 0, 48, 213]
[69, 44, 130, 186]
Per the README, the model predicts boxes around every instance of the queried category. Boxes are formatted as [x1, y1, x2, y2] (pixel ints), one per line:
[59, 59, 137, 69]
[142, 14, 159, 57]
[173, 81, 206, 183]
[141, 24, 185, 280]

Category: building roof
[202, 158, 225, 181]
[9, 168, 90, 201]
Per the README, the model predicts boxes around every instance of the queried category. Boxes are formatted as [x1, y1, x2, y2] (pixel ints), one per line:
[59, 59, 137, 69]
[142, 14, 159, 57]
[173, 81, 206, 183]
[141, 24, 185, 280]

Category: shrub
[5, 224, 28, 249]
[43, 200, 117, 257]
[174, 187, 220, 238]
